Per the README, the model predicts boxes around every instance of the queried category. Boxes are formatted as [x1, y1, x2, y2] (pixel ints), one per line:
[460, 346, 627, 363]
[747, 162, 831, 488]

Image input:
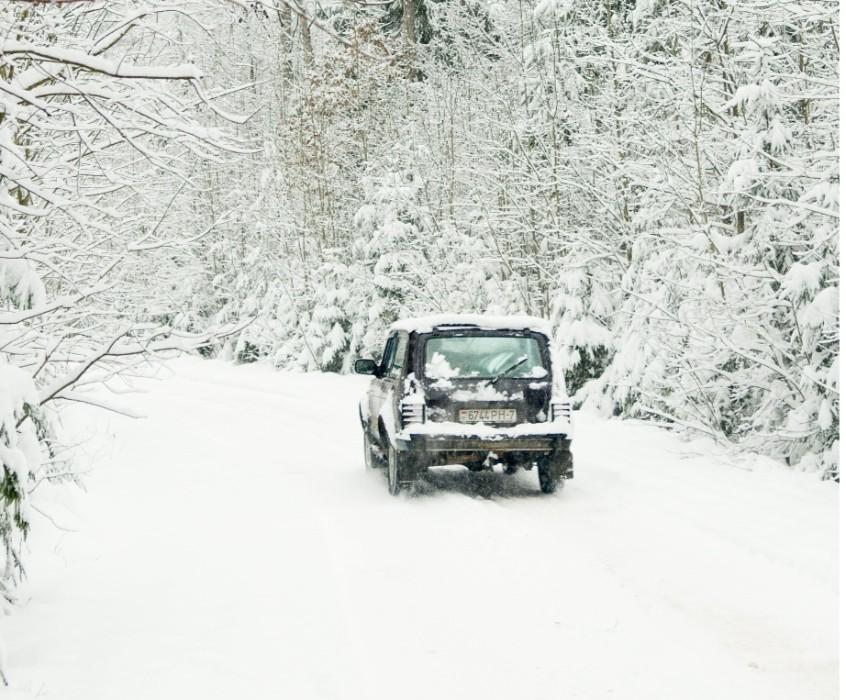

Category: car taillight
[550, 400, 571, 422]
[401, 400, 426, 427]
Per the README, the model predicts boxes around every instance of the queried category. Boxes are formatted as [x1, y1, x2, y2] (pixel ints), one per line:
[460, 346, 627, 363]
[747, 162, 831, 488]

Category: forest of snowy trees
[0, 0, 839, 587]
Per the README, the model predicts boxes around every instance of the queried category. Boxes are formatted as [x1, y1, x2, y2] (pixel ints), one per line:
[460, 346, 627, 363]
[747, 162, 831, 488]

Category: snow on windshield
[425, 352, 464, 380]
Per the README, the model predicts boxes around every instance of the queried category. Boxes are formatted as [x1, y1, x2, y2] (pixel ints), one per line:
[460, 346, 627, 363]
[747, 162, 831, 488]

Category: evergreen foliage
[180, 0, 837, 477]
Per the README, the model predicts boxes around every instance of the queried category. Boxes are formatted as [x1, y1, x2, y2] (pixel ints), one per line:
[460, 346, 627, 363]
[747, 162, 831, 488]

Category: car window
[389, 334, 408, 378]
[424, 335, 547, 379]
[380, 335, 396, 375]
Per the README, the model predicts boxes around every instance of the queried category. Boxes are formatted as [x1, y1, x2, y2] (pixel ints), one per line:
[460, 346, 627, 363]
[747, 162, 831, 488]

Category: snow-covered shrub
[551, 267, 614, 398]
[0, 249, 61, 592]
[0, 361, 40, 589]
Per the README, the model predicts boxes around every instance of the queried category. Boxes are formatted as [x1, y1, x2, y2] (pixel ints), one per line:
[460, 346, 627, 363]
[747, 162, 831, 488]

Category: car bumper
[397, 423, 571, 454]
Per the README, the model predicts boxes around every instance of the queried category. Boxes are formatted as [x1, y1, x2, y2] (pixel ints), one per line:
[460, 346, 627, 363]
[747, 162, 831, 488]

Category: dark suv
[355, 315, 574, 495]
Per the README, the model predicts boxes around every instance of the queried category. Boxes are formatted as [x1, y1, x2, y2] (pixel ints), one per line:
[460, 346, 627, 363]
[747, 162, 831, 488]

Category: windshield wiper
[486, 355, 528, 386]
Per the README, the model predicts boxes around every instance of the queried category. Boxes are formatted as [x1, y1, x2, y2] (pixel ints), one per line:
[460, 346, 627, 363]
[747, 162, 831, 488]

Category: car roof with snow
[389, 314, 552, 336]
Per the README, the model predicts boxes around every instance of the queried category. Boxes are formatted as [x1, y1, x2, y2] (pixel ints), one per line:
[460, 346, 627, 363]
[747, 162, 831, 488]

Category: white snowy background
[0, 0, 839, 697]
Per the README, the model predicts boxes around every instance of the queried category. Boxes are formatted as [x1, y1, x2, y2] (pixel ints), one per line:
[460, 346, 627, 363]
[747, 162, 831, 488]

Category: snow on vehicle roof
[390, 314, 552, 335]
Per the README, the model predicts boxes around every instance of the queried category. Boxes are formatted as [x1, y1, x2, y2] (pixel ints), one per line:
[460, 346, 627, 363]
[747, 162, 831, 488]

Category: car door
[384, 332, 409, 434]
[368, 334, 397, 437]
[368, 332, 409, 439]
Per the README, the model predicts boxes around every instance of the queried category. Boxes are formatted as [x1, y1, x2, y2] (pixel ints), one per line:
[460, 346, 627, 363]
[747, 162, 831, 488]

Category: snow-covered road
[6, 359, 839, 699]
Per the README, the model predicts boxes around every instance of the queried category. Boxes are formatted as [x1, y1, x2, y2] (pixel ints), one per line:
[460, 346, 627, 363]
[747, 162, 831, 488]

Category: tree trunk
[403, 0, 415, 76]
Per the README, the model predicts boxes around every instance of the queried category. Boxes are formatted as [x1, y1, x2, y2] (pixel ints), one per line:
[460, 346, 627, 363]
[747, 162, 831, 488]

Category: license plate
[458, 408, 517, 424]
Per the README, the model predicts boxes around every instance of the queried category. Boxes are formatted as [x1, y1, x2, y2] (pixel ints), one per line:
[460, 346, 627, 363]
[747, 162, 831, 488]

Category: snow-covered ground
[4, 358, 838, 699]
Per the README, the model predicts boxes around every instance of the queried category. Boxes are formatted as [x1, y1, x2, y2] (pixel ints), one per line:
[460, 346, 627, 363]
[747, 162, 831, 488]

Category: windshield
[424, 335, 548, 380]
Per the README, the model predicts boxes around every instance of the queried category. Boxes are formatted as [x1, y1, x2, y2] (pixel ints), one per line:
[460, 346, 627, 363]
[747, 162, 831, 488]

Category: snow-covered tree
[0, 0, 250, 586]
[105, 0, 837, 478]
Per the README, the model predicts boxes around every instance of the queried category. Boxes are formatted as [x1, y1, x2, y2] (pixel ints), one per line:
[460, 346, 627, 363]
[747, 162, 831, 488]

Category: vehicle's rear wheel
[387, 442, 417, 496]
[538, 450, 573, 494]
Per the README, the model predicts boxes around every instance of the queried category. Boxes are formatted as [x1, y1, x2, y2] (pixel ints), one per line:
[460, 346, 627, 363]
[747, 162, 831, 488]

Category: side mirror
[354, 358, 378, 375]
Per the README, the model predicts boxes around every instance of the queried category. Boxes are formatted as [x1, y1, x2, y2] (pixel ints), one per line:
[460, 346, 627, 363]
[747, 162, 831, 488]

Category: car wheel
[363, 432, 381, 470]
[537, 462, 558, 494]
[538, 450, 572, 494]
[387, 442, 416, 496]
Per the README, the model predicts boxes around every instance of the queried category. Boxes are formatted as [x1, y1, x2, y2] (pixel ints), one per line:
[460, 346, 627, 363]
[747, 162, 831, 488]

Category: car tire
[364, 432, 382, 470]
[387, 442, 416, 496]
[538, 450, 573, 494]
